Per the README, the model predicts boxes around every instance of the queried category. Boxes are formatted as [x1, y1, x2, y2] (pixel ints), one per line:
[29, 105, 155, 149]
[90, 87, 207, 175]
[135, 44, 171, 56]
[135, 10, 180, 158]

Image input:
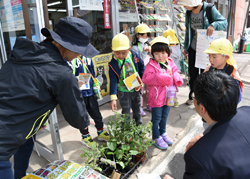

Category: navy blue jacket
[108, 50, 144, 95]
[0, 38, 89, 161]
[67, 57, 95, 97]
[184, 106, 250, 179]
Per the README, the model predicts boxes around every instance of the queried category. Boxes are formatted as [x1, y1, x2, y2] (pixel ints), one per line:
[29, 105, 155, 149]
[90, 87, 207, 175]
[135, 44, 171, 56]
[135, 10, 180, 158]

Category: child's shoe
[141, 107, 146, 116]
[81, 136, 97, 148]
[153, 136, 168, 149]
[97, 130, 110, 141]
[146, 105, 152, 112]
[161, 133, 173, 145]
[185, 99, 193, 105]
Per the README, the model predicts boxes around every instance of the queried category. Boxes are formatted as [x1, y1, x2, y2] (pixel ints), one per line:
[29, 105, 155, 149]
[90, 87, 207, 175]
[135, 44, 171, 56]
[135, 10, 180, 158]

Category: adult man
[178, 0, 228, 105]
[0, 17, 99, 178]
[164, 71, 250, 179]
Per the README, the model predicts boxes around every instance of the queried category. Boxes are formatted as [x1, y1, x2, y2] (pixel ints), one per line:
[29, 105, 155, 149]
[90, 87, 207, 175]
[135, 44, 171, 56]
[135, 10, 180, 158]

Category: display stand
[34, 109, 64, 162]
[170, 1, 189, 81]
[138, 1, 172, 41]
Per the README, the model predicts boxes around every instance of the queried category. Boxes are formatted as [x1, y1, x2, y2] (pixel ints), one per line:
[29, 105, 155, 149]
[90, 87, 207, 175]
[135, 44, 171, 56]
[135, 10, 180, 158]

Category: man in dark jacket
[0, 17, 99, 179]
[164, 71, 250, 179]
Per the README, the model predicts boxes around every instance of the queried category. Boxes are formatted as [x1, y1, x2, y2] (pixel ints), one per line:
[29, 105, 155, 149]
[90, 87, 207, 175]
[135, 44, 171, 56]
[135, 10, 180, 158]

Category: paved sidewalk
[233, 52, 250, 83]
[10, 52, 250, 178]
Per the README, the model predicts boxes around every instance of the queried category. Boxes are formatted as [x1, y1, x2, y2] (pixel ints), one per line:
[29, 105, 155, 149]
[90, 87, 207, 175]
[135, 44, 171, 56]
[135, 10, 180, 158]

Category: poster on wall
[92, 53, 112, 97]
[104, 0, 111, 29]
[79, 0, 103, 11]
[195, 29, 227, 69]
[119, 0, 138, 22]
[0, 0, 25, 32]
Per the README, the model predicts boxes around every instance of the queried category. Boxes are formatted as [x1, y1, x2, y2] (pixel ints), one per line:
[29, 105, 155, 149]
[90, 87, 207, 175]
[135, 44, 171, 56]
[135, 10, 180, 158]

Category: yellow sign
[92, 53, 113, 96]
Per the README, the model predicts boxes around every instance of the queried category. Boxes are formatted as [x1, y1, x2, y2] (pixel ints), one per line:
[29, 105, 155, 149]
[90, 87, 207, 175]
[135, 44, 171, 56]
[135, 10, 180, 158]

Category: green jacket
[184, 2, 228, 52]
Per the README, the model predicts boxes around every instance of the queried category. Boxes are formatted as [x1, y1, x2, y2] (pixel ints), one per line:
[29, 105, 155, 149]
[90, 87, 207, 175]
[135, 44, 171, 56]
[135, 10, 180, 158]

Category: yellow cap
[135, 24, 150, 34]
[163, 29, 180, 44]
[151, 36, 169, 47]
[112, 33, 130, 51]
[204, 38, 237, 69]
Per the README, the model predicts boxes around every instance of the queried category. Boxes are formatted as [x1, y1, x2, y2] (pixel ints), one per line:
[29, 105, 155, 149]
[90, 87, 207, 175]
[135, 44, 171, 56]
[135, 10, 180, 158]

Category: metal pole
[134, 0, 140, 24]
[0, 22, 7, 63]
[242, 1, 250, 37]
[66, 0, 73, 17]
[230, 0, 236, 44]
[111, 0, 119, 36]
[226, 0, 232, 39]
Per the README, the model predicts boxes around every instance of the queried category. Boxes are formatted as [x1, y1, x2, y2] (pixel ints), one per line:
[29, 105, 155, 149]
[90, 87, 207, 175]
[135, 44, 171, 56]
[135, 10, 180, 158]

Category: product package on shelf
[140, 2, 154, 9]
[177, 23, 186, 31]
[155, 3, 170, 11]
[174, 6, 186, 13]
[22, 160, 109, 179]
[176, 13, 185, 22]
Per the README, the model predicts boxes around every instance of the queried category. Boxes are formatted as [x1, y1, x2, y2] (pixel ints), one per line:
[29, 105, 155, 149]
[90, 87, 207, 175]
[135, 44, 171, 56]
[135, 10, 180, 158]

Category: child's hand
[110, 100, 117, 112]
[143, 47, 151, 53]
[135, 85, 142, 91]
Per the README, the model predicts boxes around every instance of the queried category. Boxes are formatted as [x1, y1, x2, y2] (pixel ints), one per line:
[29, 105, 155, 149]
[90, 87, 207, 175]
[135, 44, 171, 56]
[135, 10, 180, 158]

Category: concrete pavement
[10, 52, 250, 178]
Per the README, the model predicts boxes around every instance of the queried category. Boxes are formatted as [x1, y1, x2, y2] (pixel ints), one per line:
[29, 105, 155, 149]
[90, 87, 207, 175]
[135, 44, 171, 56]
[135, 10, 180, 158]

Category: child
[131, 24, 152, 115]
[67, 56, 110, 148]
[142, 37, 183, 149]
[178, 0, 228, 106]
[109, 33, 145, 126]
[204, 38, 243, 101]
[163, 29, 182, 107]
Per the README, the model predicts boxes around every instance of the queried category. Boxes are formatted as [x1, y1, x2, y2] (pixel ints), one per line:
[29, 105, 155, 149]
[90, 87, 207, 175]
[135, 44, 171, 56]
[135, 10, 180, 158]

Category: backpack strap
[206, 3, 214, 24]
[225, 64, 234, 76]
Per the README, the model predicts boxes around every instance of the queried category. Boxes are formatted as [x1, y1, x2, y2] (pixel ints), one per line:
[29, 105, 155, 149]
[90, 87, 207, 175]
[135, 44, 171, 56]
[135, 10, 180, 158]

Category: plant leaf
[116, 161, 126, 169]
[129, 150, 139, 155]
[107, 141, 117, 151]
[115, 149, 124, 160]
[121, 144, 130, 151]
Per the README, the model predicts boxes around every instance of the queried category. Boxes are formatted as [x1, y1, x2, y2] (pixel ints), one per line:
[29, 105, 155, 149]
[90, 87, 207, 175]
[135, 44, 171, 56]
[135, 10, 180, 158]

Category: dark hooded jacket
[0, 38, 89, 161]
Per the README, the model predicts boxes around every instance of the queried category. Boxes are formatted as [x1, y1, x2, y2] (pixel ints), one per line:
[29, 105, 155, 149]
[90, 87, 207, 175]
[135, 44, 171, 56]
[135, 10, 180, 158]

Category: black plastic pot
[93, 154, 146, 179]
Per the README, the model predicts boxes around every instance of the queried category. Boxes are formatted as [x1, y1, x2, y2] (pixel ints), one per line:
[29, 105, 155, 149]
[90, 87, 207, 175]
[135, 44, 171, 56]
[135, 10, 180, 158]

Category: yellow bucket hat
[135, 24, 150, 34]
[112, 33, 130, 51]
[151, 36, 170, 47]
[163, 29, 180, 44]
[204, 38, 237, 69]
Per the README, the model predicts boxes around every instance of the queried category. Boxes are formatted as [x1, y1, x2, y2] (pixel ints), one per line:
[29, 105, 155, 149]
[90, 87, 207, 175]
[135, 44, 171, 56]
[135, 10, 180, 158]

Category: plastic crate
[246, 44, 250, 52]
[234, 44, 238, 51]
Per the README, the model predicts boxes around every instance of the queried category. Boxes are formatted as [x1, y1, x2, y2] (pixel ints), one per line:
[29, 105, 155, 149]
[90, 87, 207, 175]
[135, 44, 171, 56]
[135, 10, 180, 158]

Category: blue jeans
[14, 136, 36, 179]
[117, 90, 142, 125]
[0, 161, 14, 179]
[151, 105, 171, 139]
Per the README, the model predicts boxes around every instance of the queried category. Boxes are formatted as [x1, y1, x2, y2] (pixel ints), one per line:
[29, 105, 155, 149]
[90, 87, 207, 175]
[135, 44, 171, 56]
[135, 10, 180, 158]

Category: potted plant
[131, 121, 153, 163]
[80, 142, 102, 172]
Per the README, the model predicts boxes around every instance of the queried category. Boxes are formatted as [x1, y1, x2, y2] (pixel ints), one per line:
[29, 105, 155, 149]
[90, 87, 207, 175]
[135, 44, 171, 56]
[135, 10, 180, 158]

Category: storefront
[0, 0, 233, 162]
[0, 0, 147, 162]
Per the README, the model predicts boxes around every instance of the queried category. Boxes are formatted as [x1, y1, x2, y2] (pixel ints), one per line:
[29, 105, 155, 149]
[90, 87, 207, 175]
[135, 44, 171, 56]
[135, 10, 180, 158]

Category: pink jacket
[142, 57, 183, 108]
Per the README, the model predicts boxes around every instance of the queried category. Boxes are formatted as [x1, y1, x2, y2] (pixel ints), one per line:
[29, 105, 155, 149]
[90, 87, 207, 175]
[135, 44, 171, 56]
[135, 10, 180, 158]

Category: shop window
[72, 0, 112, 54]
[0, 0, 40, 58]
[118, 0, 139, 43]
